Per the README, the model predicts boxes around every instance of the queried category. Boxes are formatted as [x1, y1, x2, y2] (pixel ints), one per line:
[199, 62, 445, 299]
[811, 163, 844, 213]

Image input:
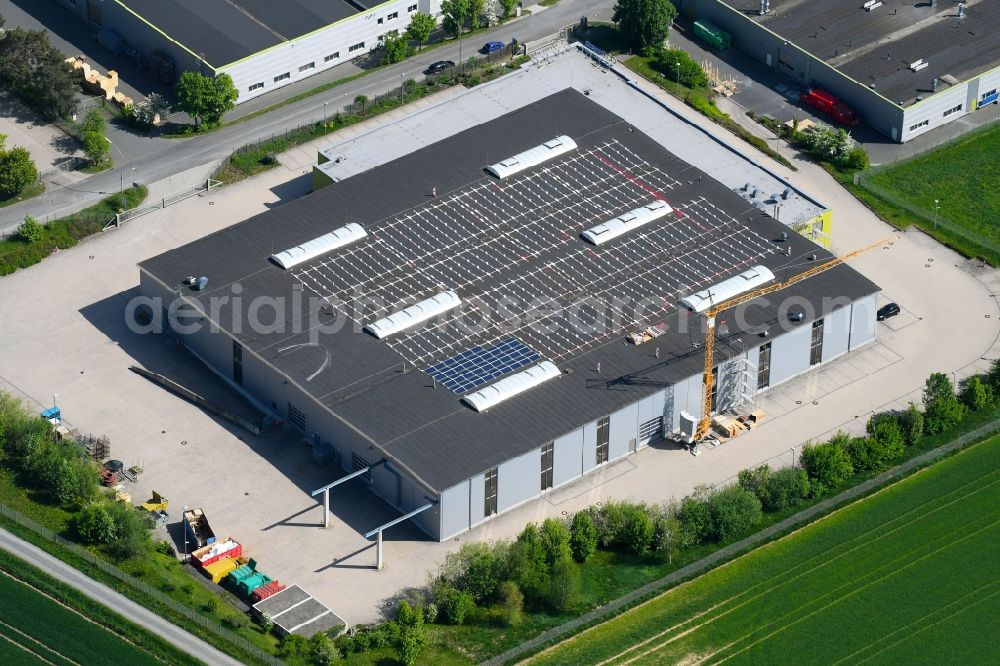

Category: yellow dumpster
[203, 557, 239, 584]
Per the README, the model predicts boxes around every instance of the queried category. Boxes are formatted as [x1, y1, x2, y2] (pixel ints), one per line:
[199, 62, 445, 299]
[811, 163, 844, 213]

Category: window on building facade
[232, 340, 243, 385]
[810, 319, 825, 366]
[274, 72, 290, 82]
[909, 119, 929, 131]
[981, 88, 997, 100]
[324, 52, 340, 62]
[248, 82, 264, 92]
[596, 416, 610, 465]
[349, 42, 365, 52]
[942, 104, 962, 117]
[388, 11, 398, 19]
[299, 62, 315, 72]
[485, 467, 498, 516]
[757, 341, 772, 389]
[408, 4, 418, 11]
[287, 402, 305, 430]
[540, 442, 554, 491]
[377, 17, 383, 24]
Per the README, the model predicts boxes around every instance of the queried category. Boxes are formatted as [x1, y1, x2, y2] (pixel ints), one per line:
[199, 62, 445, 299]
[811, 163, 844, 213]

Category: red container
[191, 539, 242, 569]
[252, 581, 286, 603]
[800, 89, 860, 126]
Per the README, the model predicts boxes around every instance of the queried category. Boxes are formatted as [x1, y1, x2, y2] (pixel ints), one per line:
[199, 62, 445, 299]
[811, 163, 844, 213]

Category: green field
[863, 123, 1000, 243]
[529, 436, 1000, 665]
[0, 571, 164, 665]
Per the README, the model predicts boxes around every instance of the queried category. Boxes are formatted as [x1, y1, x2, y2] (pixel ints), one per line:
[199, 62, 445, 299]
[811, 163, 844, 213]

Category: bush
[221, 612, 248, 630]
[621, 503, 654, 555]
[959, 376, 994, 411]
[497, 580, 524, 626]
[279, 633, 309, 657]
[868, 415, 906, 464]
[844, 436, 884, 474]
[433, 585, 475, 624]
[310, 631, 339, 665]
[507, 524, 549, 603]
[845, 146, 870, 170]
[758, 467, 810, 512]
[923, 372, 966, 433]
[654, 48, 709, 88]
[202, 597, 218, 613]
[800, 437, 854, 489]
[569, 511, 598, 563]
[75, 503, 116, 543]
[396, 600, 422, 628]
[439, 541, 506, 604]
[18, 216, 44, 243]
[678, 492, 713, 548]
[592, 501, 629, 548]
[423, 603, 438, 624]
[398, 625, 426, 666]
[707, 486, 762, 542]
[737, 465, 771, 503]
[898, 404, 924, 446]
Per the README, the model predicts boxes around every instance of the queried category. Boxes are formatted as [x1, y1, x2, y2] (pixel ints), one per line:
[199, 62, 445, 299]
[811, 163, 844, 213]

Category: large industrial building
[139, 75, 879, 540]
[676, 0, 1000, 142]
[55, 0, 442, 102]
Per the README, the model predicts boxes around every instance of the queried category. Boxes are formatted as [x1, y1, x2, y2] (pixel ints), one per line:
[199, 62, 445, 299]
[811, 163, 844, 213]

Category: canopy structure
[485, 136, 577, 179]
[270, 223, 367, 269]
[581, 200, 672, 246]
[364, 291, 462, 339]
[678, 265, 776, 314]
[462, 361, 560, 412]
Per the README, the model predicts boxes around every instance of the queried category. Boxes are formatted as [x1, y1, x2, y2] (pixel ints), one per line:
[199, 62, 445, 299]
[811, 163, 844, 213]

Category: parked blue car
[482, 40, 505, 54]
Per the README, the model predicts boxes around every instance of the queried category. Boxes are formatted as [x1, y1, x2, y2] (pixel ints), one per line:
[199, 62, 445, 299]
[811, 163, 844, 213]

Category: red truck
[799, 89, 860, 126]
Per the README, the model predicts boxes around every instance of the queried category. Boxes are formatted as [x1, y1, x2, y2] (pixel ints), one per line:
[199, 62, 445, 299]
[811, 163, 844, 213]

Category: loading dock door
[638, 416, 664, 447]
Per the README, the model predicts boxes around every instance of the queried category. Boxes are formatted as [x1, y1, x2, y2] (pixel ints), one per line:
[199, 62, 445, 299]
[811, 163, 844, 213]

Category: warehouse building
[675, 0, 1000, 142]
[56, 0, 442, 102]
[138, 88, 878, 541]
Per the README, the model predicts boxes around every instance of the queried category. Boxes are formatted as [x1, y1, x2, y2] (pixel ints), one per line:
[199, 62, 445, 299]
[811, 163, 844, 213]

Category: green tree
[986, 359, 1000, 395]
[174, 71, 237, 129]
[0, 27, 78, 120]
[507, 523, 549, 603]
[540, 518, 572, 566]
[82, 130, 108, 164]
[441, 0, 471, 37]
[923, 372, 966, 434]
[433, 585, 474, 624]
[569, 511, 598, 562]
[678, 492, 713, 548]
[737, 464, 771, 502]
[278, 634, 309, 657]
[382, 31, 413, 64]
[621, 503, 654, 554]
[898, 404, 924, 446]
[443, 541, 505, 603]
[802, 124, 856, 165]
[844, 436, 883, 474]
[406, 13, 437, 50]
[959, 375, 994, 411]
[80, 108, 106, 135]
[497, 580, 524, 626]
[708, 485, 762, 542]
[612, 0, 678, 53]
[105, 499, 151, 560]
[396, 600, 423, 628]
[468, 0, 485, 29]
[592, 500, 629, 547]
[398, 624, 426, 666]
[17, 215, 44, 243]
[869, 416, 906, 463]
[75, 503, 117, 543]
[0, 138, 38, 197]
[547, 554, 580, 611]
[499, 0, 519, 19]
[800, 437, 854, 489]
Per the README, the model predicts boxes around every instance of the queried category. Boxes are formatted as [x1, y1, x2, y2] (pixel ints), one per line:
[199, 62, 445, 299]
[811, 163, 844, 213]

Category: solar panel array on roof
[425, 338, 541, 394]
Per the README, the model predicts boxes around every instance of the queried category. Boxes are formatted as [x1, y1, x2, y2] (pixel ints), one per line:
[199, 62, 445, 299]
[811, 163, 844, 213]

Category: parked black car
[877, 303, 900, 321]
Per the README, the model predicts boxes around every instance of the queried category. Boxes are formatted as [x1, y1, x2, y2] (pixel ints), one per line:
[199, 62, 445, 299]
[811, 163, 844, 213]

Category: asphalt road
[0, 0, 615, 233]
[0, 526, 242, 666]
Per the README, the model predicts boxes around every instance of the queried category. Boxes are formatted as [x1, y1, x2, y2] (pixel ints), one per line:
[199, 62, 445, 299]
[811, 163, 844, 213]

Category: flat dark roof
[140, 90, 878, 491]
[722, 0, 1000, 106]
[117, 0, 362, 68]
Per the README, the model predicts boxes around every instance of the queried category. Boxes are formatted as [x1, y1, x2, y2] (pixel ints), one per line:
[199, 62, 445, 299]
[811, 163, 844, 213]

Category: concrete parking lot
[0, 51, 997, 625]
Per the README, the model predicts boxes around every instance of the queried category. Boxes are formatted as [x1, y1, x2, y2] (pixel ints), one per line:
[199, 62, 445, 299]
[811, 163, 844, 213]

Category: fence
[482, 417, 1000, 665]
[106, 178, 222, 230]
[36, 156, 89, 182]
[0, 502, 281, 665]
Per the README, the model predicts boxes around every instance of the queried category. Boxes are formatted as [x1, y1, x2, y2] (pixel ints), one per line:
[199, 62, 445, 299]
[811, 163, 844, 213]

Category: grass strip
[0, 185, 147, 277]
[0, 549, 200, 665]
[0, 182, 45, 210]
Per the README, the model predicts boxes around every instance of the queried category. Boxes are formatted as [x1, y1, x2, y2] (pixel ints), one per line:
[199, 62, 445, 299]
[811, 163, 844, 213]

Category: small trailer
[183, 507, 216, 550]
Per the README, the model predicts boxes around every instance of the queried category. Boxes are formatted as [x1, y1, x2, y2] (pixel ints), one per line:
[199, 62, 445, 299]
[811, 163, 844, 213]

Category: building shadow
[78, 287, 433, 543]
[265, 173, 313, 208]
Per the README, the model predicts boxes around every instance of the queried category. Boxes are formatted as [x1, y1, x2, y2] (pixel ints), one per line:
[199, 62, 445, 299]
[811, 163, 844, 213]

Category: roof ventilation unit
[678, 265, 776, 314]
[909, 59, 929, 73]
[461, 361, 560, 412]
[194, 276, 208, 291]
[364, 291, 462, 339]
[270, 223, 367, 270]
[863, 0, 883, 11]
[485, 136, 577, 179]
[580, 200, 672, 246]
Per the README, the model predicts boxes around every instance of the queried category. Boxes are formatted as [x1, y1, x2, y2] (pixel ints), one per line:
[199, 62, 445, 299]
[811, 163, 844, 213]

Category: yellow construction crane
[690, 236, 894, 442]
